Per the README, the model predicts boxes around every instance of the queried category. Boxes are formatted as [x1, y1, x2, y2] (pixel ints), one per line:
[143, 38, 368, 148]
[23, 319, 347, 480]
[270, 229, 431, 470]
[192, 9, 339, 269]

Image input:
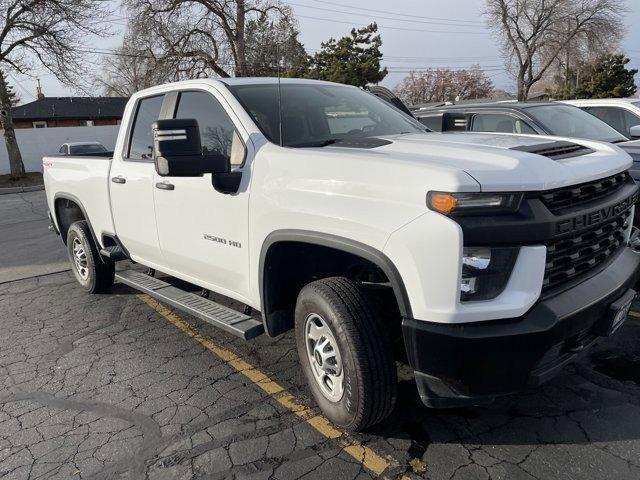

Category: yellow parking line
[629, 310, 640, 318]
[137, 294, 392, 476]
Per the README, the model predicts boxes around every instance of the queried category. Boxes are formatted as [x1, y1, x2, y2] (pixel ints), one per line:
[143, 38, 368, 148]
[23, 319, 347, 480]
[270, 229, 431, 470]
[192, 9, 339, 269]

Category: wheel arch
[53, 193, 100, 247]
[258, 229, 412, 337]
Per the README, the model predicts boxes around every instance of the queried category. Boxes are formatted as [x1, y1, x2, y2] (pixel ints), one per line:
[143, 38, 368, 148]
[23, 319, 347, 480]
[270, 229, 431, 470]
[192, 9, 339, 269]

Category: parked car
[562, 98, 640, 140]
[58, 142, 110, 156]
[43, 78, 639, 430]
[415, 101, 629, 143]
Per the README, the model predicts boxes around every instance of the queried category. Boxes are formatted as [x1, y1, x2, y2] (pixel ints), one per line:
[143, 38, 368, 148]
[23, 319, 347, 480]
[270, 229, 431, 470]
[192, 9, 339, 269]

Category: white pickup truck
[44, 78, 640, 431]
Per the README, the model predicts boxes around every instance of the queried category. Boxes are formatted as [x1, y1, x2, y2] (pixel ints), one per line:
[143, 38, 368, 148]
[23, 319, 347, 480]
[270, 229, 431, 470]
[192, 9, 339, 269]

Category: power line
[307, 0, 485, 24]
[81, 46, 507, 73]
[295, 13, 489, 34]
[284, 1, 486, 28]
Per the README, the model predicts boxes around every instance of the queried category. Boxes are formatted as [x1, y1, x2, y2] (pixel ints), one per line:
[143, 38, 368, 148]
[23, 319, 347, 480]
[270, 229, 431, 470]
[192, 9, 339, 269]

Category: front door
[109, 93, 166, 266]
[153, 88, 252, 301]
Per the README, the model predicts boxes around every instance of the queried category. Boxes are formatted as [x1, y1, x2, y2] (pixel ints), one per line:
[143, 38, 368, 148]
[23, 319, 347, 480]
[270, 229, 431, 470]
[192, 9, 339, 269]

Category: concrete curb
[0, 185, 44, 195]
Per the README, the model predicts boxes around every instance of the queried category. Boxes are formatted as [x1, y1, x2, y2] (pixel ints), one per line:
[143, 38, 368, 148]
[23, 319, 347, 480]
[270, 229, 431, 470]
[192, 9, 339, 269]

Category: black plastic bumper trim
[403, 246, 640, 408]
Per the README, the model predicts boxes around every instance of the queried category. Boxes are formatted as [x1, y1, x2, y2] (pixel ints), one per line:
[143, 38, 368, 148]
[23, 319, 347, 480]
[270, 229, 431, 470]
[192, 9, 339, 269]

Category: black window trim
[172, 88, 248, 169]
[122, 93, 173, 163]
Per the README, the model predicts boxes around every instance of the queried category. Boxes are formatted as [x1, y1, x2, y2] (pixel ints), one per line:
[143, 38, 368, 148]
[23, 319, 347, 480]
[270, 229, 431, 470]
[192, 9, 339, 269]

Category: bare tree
[0, 0, 112, 179]
[126, 0, 285, 79]
[96, 20, 179, 97]
[395, 67, 495, 106]
[485, 0, 625, 101]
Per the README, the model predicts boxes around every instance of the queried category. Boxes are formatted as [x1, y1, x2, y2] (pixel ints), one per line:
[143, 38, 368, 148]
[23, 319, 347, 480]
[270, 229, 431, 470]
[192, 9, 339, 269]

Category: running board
[115, 270, 264, 340]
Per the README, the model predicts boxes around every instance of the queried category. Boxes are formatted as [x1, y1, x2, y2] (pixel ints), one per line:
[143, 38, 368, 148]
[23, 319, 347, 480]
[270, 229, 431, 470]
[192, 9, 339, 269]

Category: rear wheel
[67, 221, 114, 293]
[295, 277, 397, 431]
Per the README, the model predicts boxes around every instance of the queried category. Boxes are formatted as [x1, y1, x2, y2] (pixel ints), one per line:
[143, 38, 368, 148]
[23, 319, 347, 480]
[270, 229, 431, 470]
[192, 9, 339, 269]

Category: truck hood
[338, 132, 633, 191]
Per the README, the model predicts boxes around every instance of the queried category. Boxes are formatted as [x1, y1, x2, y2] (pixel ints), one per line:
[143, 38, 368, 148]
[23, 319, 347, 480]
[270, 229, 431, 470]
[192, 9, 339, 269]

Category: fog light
[461, 247, 519, 301]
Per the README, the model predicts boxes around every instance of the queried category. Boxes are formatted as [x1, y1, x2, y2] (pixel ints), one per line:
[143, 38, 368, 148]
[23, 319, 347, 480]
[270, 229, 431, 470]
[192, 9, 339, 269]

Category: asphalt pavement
[1, 191, 640, 480]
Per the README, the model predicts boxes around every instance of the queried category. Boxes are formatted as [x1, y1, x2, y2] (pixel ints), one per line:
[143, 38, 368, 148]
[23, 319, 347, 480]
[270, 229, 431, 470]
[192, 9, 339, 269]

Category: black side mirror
[152, 119, 230, 177]
[442, 112, 468, 132]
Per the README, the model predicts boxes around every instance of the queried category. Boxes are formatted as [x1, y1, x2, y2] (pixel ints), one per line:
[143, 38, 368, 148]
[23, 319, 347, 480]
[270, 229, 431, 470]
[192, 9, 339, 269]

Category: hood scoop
[511, 141, 594, 160]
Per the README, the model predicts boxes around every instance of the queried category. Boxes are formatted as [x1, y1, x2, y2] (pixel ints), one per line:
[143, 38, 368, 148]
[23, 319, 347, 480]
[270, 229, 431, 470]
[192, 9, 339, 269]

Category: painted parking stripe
[629, 310, 640, 318]
[137, 294, 393, 476]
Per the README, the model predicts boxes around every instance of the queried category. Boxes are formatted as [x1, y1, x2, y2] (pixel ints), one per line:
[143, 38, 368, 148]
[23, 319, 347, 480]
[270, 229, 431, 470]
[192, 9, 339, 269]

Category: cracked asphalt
[2, 191, 640, 479]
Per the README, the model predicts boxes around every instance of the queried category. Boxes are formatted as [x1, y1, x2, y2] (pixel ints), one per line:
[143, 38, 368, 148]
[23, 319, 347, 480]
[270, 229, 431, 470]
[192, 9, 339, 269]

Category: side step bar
[115, 270, 264, 340]
[100, 245, 128, 261]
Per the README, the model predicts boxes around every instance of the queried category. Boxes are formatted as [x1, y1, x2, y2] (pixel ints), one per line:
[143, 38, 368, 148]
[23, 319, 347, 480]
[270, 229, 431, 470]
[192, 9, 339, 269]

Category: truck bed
[43, 155, 115, 245]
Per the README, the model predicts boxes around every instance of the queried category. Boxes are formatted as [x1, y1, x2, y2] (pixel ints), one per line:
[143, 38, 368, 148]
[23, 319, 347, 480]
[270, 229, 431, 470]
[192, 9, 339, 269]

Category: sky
[10, 0, 640, 102]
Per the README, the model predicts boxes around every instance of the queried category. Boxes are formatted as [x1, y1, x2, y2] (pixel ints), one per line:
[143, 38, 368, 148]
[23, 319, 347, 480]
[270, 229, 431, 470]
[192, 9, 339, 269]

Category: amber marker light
[428, 192, 458, 214]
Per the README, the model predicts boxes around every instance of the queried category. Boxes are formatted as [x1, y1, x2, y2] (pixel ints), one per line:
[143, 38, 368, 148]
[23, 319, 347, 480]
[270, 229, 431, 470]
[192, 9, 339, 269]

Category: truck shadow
[367, 326, 640, 450]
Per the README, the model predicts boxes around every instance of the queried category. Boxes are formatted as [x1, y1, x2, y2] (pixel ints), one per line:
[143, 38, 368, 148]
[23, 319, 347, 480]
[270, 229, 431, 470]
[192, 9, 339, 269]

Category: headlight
[461, 247, 519, 301]
[427, 192, 522, 216]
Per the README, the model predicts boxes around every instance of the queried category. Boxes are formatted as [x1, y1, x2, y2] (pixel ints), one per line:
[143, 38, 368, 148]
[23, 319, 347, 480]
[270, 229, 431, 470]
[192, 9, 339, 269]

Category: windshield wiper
[290, 139, 339, 148]
[611, 139, 628, 144]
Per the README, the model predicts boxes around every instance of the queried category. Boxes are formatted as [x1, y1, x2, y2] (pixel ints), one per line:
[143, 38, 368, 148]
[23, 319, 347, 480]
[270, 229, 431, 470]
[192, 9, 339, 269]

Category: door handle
[155, 182, 175, 191]
[111, 176, 126, 184]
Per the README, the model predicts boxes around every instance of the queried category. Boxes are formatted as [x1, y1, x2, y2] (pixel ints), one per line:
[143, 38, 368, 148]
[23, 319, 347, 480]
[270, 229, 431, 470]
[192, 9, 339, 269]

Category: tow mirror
[630, 125, 640, 139]
[442, 112, 468, 132]
[152, 118, 229, 177]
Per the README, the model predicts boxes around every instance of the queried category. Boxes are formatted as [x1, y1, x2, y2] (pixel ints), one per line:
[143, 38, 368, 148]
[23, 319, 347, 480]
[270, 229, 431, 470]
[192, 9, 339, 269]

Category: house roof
[12, 97, 128, 121]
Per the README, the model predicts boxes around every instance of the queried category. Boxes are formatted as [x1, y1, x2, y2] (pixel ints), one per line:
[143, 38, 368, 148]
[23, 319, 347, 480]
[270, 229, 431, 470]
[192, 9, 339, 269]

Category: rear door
[152, 87, 252, 300]
[109, 93, 169, 266]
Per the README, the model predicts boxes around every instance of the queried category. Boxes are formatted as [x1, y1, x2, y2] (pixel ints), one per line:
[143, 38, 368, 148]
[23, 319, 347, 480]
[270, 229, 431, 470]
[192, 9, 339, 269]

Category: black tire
[66, 220, 114, 294]
[294, 277, 397, 431]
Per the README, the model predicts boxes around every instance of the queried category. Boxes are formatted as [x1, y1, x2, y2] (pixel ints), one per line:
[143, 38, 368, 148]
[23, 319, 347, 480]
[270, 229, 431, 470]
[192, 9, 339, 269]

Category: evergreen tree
[302, 23, 387, 87]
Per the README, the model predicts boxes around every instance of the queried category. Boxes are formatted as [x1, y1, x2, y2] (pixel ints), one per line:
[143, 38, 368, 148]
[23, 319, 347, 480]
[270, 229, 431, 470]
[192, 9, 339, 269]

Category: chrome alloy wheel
[72, 237, 89, 280]
[304, 313, 344, 402]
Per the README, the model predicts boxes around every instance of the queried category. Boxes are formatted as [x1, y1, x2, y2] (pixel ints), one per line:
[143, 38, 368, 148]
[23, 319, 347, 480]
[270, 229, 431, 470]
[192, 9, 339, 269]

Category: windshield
[70, 144, 107, 154]
[227, 83, 425, 147]
[526, 104, 628, 143]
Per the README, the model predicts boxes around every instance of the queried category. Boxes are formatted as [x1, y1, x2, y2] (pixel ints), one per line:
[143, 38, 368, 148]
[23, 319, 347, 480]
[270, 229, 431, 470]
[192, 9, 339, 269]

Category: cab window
[471, 113, 537, 134]
[174, 90, 242, 165]
[128, 94, 165, 160]
[585, 106, 640, 139]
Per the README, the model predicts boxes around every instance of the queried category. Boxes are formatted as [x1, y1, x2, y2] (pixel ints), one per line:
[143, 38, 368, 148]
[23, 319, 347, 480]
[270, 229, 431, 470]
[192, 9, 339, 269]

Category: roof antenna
[277, 41, 283, 147]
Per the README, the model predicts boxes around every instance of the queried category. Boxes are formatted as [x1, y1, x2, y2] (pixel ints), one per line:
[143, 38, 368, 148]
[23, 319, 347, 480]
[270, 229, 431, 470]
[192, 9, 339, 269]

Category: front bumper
[403, 246, 640, 408]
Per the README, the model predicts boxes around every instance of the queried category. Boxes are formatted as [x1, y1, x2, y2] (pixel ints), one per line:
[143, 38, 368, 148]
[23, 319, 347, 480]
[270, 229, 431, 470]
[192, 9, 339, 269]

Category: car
[414, 101, 629, 143]
[58, 142, 110, 156]
[43, 78, 640, 430]
[561, 98, 640, 140]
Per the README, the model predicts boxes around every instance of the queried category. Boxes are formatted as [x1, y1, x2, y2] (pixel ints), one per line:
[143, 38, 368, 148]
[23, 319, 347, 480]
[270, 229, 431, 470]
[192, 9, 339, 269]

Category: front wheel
[67, 221, 114, 293]
[295, 277, 397, 431]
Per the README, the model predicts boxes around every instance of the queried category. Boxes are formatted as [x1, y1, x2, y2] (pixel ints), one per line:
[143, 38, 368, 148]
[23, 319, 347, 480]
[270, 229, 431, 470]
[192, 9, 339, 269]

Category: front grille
[543, 208, 631, 292]
[540, 171, 630, 213]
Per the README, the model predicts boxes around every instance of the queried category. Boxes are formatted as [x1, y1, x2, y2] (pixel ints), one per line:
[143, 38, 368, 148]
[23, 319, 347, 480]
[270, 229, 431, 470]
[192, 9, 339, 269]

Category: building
[11, 96, 128, 129]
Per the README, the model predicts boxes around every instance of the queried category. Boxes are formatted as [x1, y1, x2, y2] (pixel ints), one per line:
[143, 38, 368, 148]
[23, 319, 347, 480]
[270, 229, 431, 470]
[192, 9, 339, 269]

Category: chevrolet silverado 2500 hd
[44, 78, 640, 431]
